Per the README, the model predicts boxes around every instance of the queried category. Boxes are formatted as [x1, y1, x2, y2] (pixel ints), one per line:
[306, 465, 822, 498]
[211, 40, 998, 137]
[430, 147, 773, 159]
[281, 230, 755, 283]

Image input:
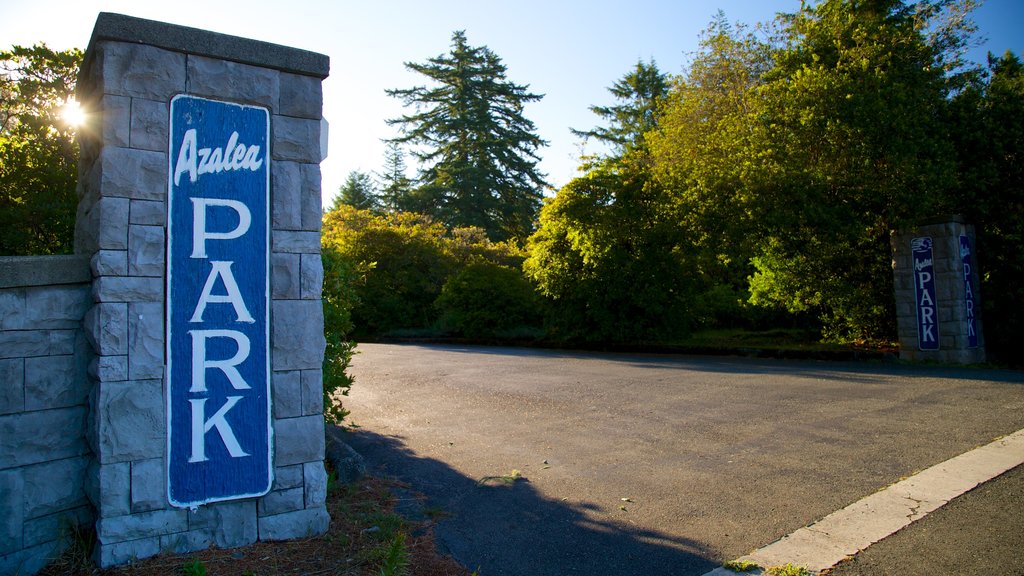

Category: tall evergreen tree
[386, 30, 548, 242]
[376, 141, 413, 213]
[571, 59, 669, 157]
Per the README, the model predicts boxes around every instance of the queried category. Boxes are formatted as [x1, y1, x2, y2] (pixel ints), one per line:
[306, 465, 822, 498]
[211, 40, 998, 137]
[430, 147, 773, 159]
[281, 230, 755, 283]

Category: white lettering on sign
[190, 198, 251, 259]
[185, 194, 257, 463]
[174, 129, 264, 185]
[189, 396, 249, 463]
[189, 329, 253, 393]
[190, 261, 255, 323]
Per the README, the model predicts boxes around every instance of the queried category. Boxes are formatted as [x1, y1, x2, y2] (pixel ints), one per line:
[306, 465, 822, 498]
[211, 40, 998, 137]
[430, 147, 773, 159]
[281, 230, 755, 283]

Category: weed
[765, 564, 813, 576]
[477, 469, 522, 486]
[327, 468, 340, 494]
[60, 518, 96, 572]
[377, 532, 410, 576]
[723, 559, 760, 572]
[181, 558, 207, 576]
[423, 505, 450, 520]
[358, 510, 407, 541]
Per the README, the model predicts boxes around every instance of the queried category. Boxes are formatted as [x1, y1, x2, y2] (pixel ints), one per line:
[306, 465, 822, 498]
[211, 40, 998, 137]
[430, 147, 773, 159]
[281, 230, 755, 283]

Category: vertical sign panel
[167, 95, 272, 507]
[912, 237, 939, 350]
[960, 235, 979, 348]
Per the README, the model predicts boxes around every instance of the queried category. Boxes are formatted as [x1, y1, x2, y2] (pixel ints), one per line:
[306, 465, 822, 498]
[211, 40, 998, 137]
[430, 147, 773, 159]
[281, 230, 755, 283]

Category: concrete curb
[704, 427, 1024, 576]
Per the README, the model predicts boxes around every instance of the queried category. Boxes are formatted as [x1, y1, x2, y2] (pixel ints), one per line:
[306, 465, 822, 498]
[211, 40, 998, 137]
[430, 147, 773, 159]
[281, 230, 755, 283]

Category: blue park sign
[960, 235, 979, 349]
[912, 237, 939, 351]
[166, 95, 272, 507]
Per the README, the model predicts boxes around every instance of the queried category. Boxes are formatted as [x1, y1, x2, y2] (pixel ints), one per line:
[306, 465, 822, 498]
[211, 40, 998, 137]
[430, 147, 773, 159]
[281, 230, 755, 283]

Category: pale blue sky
[2, 0, 1021, 204]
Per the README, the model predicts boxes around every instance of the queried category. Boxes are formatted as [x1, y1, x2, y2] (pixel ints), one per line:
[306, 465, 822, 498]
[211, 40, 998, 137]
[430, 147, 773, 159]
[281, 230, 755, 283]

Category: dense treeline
[327, 0, 1023, 363]
[1, 3, 1020, 365]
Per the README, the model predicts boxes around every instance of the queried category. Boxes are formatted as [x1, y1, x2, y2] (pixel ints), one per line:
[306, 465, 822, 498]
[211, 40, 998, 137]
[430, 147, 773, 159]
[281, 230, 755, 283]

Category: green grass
[180, 559, 207, 576]
[764, 564, 813, 576]
[723, 559, 761, 572]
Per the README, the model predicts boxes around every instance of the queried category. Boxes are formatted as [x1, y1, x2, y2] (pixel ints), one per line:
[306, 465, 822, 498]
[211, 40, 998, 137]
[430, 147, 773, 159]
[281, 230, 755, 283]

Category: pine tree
[386, 30, 548, 242]
[571, 59, 669, 157]
[376, 141, 413, 213]
[331, 170, 378, 212]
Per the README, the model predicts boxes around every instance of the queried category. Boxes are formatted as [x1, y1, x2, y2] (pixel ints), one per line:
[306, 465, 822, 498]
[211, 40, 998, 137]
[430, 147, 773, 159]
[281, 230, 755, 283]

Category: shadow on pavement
[400, 343, 1024, 385]
[345, 429, 719, 576]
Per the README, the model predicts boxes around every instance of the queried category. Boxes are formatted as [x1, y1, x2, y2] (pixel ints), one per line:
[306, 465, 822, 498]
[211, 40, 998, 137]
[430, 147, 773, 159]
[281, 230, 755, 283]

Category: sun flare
[60, 98, 86, 127]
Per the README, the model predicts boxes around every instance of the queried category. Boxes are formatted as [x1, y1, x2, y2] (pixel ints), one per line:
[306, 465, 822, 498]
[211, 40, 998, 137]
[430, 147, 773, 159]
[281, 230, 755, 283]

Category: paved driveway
[344, 344, 1024, 576]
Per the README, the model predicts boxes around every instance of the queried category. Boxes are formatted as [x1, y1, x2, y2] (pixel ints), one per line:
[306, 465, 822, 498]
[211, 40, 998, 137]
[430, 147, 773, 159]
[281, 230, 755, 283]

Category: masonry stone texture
[0, 13, 330, 575]
[892, 217, 986, 364]
[0, 258, 92, 576]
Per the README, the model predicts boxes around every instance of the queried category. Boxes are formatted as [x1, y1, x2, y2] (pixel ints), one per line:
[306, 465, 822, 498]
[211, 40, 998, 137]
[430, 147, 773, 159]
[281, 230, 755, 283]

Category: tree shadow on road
[404, 342, 1024, 385]
[345, 429, 720, 576]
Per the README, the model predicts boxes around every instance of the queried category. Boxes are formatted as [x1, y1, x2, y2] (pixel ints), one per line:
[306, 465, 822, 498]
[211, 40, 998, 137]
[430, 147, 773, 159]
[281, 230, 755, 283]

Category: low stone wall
[0, 255, 94, 576]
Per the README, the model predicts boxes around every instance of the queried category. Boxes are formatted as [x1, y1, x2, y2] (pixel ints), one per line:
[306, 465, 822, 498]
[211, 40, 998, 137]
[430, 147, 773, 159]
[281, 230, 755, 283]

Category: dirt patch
[39, 476, 472, 576]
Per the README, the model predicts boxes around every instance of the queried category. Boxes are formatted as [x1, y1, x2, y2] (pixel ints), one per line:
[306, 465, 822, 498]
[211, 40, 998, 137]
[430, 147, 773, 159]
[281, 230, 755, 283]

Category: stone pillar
[892, 216, 986, 364]
[75, 13, 330, 567]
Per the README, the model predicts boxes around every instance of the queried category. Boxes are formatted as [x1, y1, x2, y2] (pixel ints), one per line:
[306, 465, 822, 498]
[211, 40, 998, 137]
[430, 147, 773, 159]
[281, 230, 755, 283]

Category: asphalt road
[344, 343, 1024, 576]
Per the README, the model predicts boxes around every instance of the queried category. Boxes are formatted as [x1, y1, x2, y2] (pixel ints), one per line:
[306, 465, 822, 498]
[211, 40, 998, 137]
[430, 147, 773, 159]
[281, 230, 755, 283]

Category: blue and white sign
[167, 95, 272, 508]
[959, 235, 978, 348]
[912, 237, 939, 350]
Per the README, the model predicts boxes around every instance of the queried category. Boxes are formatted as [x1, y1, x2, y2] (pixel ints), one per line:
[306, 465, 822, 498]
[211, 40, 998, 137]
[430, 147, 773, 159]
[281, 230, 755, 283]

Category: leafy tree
[647, 2, 981, 343]
[331, 170, 379, 212]
[387, 30, 548, 242]
[649, 15, 771, 307]
[376, 141, 413, 213]
[739, 0, 972, 342]
[0, 43, 82, 255]
[525, 153, 698, 342]
[571, 59, 669, 158]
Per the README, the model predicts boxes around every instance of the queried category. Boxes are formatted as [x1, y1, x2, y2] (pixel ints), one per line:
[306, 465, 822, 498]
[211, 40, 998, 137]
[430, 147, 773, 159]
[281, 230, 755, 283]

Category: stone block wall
[71, 13, 331, 568]
[892, 217, 986, 364]
[0, 256, 93, 576]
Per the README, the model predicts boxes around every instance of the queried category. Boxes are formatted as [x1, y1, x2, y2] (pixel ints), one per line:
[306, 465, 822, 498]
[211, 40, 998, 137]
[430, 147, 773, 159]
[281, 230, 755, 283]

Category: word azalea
[173, 129, 263, 185]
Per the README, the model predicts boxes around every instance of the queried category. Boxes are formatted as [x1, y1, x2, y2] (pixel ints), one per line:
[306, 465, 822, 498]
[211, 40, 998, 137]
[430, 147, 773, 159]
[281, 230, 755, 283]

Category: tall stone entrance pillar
[892, 217, 986, 364]
[75, 13, 330, 566]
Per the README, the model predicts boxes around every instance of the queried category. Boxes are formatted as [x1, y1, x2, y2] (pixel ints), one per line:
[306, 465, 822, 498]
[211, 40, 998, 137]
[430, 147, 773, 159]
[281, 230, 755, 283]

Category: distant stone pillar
[892, 217, 985, 364]
[75, 13, 330, 567]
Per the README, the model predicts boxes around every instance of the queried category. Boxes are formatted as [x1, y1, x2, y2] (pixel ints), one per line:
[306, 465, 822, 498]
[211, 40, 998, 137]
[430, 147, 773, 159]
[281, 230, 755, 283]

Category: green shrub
[322, 206, 530, 338]
[435, 262, 542, 339]
[322, 246, 359, 424]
